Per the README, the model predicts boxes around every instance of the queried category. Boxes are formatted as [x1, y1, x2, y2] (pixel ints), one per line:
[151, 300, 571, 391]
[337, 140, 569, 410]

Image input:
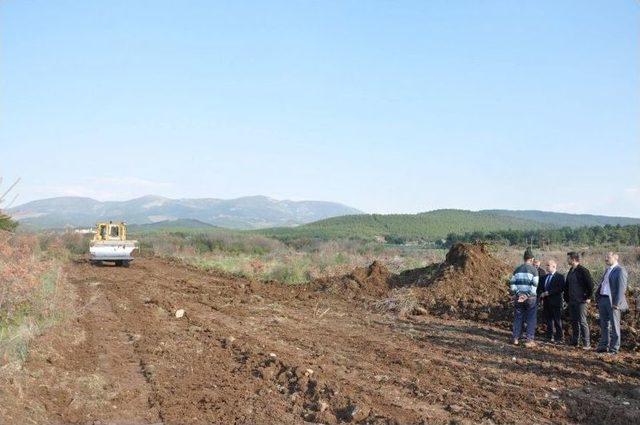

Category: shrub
[0, 213, 17, 231]
[267, 260, 311, 285]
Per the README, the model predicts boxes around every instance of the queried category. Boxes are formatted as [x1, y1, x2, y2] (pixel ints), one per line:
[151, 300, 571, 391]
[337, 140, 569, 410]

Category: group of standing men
[509, 249, 629, 354]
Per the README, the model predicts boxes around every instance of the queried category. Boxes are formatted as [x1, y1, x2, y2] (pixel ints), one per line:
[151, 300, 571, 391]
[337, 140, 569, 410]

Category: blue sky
[1, 1, 639, 216]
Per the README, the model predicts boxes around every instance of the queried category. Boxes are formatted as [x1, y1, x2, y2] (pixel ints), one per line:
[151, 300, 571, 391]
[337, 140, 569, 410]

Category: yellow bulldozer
[89, 221, 138, 267]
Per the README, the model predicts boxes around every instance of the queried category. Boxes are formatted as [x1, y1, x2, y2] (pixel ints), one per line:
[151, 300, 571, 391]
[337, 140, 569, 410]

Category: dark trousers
[568, 302, 590, 346]
[597, 296, 622, 353]
[513, 297, 537, 341]
[543, 301, 563, 341]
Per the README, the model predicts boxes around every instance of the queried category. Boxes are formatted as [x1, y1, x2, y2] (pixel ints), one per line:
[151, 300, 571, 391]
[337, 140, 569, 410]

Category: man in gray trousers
[595, 252, 629, 355]
[565, 252, 594, 349]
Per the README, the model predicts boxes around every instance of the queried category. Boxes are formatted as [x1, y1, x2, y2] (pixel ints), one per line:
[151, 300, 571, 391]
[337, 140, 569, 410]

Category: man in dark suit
[538, 259, 565, 343]
[596, 252, 629, 355]
[565, 252, 594, 349]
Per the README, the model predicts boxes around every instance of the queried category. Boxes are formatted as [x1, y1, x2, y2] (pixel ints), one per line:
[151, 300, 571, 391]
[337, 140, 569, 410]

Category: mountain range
[8, 195, 363, 229]
[8, 196, 640, 236]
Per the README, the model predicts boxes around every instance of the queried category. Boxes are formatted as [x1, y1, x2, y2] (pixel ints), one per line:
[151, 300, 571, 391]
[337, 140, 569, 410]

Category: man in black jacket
[538, 259, 565, 343]
[533, 259, 546, 281]
[564, 252, 594, 349]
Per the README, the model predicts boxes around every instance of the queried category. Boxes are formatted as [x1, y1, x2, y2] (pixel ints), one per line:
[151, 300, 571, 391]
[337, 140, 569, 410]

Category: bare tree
[0, 177, 20, 231]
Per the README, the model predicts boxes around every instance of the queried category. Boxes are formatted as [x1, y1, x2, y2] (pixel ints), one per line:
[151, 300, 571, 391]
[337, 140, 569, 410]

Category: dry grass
[0, 231, 72, 365]
[372, 288, 422, 317]
[0, 231, 77, 423]
[153, 232, 638, 292]
[179, 246, 445, 285]
[145, 232, 447, 285]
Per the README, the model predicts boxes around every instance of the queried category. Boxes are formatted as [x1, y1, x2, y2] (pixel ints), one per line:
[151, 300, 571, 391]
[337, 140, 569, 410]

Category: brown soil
[403, 243, 513, 322]
[315, 260, 392, 298]
[2, 256, 640, 424]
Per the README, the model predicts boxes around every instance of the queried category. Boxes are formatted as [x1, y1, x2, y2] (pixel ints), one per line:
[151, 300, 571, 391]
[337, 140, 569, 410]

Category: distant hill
[127, 219, 220, 233]
[258, 209, 548, 241]
[8, 195, 362, 229]
[258, 209, 640, 242]
[482, 210, 640, 228]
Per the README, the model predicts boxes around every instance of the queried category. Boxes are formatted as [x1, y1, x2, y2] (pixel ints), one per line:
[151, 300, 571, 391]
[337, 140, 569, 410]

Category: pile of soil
[319, 243, 513, 321]
[314, 260, 392, 298]
[410, 243, 513, 321]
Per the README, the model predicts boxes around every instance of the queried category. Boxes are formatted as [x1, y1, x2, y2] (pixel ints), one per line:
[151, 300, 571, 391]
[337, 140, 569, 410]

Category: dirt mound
[443, 242, 496, 270]
[350, 261, 391, 289]
[401, 243, 513, 322]
[321, 244, 513, 321]
[315, 260, 391, 297]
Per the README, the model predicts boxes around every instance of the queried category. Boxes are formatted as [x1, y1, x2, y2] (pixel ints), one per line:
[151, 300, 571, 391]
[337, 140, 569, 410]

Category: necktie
[601, 267, 611, 294]
[545, 274, 552, 291]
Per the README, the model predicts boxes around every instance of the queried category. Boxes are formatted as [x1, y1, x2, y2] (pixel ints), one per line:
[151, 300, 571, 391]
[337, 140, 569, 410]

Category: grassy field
[136, 229, 444, 284]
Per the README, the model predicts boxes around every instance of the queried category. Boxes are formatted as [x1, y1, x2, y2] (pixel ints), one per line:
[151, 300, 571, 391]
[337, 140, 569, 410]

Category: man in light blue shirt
[595, 252, 629, 354]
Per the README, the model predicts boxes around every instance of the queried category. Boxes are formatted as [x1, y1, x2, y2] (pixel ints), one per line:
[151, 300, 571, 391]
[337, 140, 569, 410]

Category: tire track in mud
[94, 264, 312, 424]
[23, 274, 164, 424]
[76, 260, 453, 424]
[162, 264, 456, 422]
[104, 270, 363, 423]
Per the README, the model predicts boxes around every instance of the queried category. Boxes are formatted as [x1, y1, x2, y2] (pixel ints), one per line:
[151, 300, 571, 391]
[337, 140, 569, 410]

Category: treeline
[259, 209, 543, 242]
[443, 224, 640, 248]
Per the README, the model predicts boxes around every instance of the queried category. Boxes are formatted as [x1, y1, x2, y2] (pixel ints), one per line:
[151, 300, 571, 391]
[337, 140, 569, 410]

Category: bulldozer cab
[94, 222, 127, 241]
[90, 221, 137, 266]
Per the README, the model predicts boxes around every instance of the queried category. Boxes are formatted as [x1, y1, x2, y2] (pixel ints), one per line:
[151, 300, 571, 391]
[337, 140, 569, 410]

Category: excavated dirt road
[5, 258, 640, 424]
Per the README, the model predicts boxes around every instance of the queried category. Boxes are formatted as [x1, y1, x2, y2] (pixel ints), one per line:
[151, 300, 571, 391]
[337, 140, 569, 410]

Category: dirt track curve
[5, 258, 640, 425]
